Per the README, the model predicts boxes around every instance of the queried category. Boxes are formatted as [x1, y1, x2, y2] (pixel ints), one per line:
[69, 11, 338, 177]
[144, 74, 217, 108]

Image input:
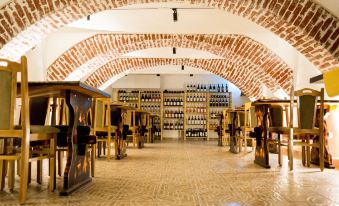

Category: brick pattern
[0, 0, 338, 72]
[46, 34, 293, 95]
[85, 58, 264, 99]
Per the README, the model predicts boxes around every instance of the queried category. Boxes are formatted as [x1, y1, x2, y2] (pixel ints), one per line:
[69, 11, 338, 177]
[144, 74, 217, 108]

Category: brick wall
[0, 0, 338, 72]
[85, 58, 264, 99]
[46, 34, 293, 97]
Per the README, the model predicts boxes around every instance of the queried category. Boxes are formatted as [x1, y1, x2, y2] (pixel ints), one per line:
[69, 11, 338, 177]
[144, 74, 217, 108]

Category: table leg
[254, 105, 270, 168]
[60, 91, 92, 196]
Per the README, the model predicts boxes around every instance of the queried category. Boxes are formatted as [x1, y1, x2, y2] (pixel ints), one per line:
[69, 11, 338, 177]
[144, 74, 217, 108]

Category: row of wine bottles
[153, 117, 161, 124]
[118, 90, 139, 93]
[186, 94, 206, 102]
[163, 90, 184, 94]
[186, 107, 207, 114]
[119, 93, 139, 101]
[164, 110, 184, 118]
[186, 128, 208, 137]
[187, 116, 207, 125]
[210, 109, 223, 118]
[127, 103, 138, 108]
[186, 84, 228, 93]
[163, 98, 184, 106]
[140, 105, 160, 113]
[163, 121, 184, 130]
[141, 93, 161, 102]
[210, 102, 229, 107]
[154, 129, 161, 137]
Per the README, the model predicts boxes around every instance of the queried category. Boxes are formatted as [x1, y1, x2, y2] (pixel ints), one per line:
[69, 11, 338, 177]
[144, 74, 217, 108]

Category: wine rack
[116, 83, 232, 141]
[162, 90, 185, 139]
[118, 90, 140, 109]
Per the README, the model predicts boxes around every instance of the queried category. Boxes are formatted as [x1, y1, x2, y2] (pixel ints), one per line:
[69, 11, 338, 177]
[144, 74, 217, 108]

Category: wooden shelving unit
[116, 84, 232, 141]
[208, 92, 232, 140]
[161, 91, 185, 139]
[184, 91, 208, 140]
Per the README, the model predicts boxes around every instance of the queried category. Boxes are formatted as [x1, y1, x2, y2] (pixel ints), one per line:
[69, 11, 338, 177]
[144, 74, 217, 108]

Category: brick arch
[47, 34, 293, 94]
[0, 0, 338, 71]
[85, 58, 263, 99]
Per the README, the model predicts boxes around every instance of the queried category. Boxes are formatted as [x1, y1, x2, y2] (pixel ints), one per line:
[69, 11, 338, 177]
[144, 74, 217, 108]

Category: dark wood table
[226, 109, 244, 154]
[18, 81, 110, 195]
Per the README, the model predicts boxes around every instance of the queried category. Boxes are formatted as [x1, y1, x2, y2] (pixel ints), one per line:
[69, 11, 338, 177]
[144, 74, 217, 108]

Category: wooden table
[110, 103, 135, 159]
[18, 81, 110, 195]
[226, 109, 244, 154]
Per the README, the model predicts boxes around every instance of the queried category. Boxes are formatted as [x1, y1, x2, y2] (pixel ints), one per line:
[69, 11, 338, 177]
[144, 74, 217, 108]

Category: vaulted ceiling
[0, 0, 338, 99]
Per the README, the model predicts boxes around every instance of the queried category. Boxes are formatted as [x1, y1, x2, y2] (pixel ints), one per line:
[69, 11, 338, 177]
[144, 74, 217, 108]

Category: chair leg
[244, 135, 247, 153]
[37, 160, 42, 184]
[28, 162, 31, 184]
[302, 140, 306, 166]
[0, 160, 7, 191]
[91, 144, 95, 177]
[57, 150, 63, 176]
[288, 136, 294, 171]
[17, 160, 20, 176]
[8, 160, 15, 191]
[306, 136, 311, 167]
[107, 138, 111, 160]
[49, 136, 56, 192]
[97, 142, 101, 158]
[278, 134, 282, 166]
[319, 134, 324, 172]
[19, 142, 30, 204]
[103, 142, 106, 156]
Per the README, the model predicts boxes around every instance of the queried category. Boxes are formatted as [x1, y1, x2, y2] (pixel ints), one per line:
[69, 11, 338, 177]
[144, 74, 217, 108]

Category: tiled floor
[1, 141, 339, 206]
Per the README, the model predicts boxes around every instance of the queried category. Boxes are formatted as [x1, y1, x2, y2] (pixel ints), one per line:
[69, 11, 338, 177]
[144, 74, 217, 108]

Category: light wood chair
[243, 102, 257, 153]
[292, 88, 325, 171]
[269, 87, 325, 171]
[0, 57, 58, 204]
[93, 98, 112, 160]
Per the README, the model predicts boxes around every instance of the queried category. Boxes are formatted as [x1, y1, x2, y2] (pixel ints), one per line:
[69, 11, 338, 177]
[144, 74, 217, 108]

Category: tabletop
[17, 81, 110, 98]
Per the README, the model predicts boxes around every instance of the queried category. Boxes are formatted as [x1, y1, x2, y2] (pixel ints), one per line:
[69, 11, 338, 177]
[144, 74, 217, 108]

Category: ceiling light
[172, 8, 178, 22]
[173, 47, 176, 54]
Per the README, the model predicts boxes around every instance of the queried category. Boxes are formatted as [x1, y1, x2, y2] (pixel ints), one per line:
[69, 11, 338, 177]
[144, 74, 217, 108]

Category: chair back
[0, 57, 29, 134]
[269, 105, 284, 127]
[244, 102, 257, 128]
[29, 97, 49, 125]
[110, 107, 122, 126]
[93, 98, 111, 131]
[294, 88, 324, 130]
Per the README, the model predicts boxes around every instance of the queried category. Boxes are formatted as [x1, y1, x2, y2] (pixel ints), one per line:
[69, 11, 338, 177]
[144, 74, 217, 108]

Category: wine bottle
[221, 84, 224, 92]
[226, 83, 228, 92]
[218, 84, 220, 92]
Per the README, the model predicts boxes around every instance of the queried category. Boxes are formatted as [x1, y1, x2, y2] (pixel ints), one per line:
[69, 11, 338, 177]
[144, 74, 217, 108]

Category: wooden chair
[0, 57, 58, 204]
[243, 102, 257, 153]
[93, 98, 112, 160]
[268, 105, 286, 166]
[269, 88, 325, 171]
[292, 88, 325, 171]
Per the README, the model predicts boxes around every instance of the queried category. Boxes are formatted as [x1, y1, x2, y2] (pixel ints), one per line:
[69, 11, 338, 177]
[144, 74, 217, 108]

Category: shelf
[186, 136, 207, 139]
[141, 101, 161, 103]
[163, 117, 184, 119]
[186, 113, 207, 115]
[186, 101, 207, 103]
[163, 129, 184, 131]
[208, 92, 230, 94]
[163, 105, 184, 107]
